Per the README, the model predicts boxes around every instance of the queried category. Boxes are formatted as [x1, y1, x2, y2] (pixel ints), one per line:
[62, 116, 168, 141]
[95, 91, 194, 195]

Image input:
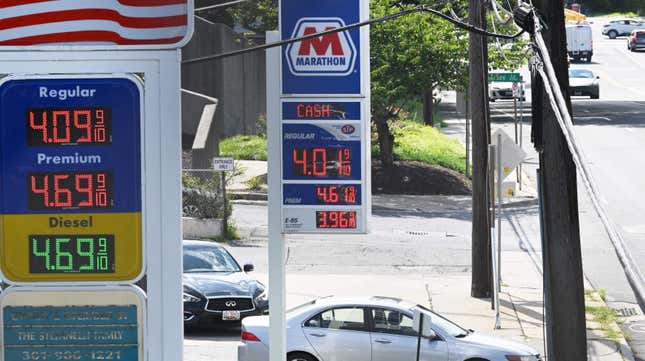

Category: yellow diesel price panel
[0, 213, 142, 283]
[0, 76, 144, 284]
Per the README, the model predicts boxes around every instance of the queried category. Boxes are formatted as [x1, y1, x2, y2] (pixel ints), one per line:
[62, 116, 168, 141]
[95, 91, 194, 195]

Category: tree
[227, 0, 278, 32]
[370, 0, 469, 166]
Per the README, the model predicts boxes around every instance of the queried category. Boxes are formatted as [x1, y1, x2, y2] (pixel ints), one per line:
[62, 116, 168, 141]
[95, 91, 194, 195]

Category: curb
[585, 282, 636, 361]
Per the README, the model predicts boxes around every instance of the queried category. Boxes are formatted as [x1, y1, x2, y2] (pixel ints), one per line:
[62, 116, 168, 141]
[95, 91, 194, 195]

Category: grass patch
[390, 120, 467, 174]
[209, 223, 241, 243]
[586, 305, 621, 340]
[220, 135, 267, 161]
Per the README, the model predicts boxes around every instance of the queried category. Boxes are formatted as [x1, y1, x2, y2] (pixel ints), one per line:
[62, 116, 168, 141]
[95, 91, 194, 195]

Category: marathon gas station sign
[0, 1, 193, 361]
[278, 0, 370, 233]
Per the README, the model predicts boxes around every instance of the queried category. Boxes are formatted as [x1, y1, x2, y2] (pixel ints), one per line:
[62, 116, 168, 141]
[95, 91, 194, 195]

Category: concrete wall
[181, 17, 266, 152]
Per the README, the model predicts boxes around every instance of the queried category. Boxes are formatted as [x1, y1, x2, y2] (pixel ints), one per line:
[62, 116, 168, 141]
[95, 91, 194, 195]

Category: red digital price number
[316, 185, 357, 204]
[292, 148, 352, 177]
[27, 107, 111, 146]
[28, 171, 113, 210]
[316, 211, 357, 229]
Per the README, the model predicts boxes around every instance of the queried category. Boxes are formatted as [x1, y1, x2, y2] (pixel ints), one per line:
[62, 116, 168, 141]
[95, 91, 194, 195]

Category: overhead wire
[183, 4, 524, 64]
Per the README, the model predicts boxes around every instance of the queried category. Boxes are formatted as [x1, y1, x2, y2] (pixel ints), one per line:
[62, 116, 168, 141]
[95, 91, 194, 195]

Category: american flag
[0, 0, 190, 46]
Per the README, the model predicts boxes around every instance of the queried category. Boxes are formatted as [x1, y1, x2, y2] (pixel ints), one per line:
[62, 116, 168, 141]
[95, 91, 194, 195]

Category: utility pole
[469, 0, 492, 298]
[532, 1, 588, 360]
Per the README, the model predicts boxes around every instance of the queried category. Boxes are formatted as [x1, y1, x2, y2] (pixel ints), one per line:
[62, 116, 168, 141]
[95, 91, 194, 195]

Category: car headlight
[183, 292, 200, 303]
[506, 355, 539, 361]
[254, 290, 268, 304]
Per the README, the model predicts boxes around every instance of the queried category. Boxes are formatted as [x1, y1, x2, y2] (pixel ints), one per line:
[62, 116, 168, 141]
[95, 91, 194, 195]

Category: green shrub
[220, 135, 267, 161]
[390, 120, 467, 174]
[182, 172, 231, 219]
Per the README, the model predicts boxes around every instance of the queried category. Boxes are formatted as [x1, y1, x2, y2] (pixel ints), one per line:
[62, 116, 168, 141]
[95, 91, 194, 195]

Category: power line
[195, 0, 249, 12]
[183, 4, 525, 64]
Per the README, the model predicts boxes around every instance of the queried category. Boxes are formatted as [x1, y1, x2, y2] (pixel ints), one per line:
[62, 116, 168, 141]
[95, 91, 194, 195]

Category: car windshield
[183, 245, 241, 273]
[569, 69, 594, 78]
[413, 305, 469, 337]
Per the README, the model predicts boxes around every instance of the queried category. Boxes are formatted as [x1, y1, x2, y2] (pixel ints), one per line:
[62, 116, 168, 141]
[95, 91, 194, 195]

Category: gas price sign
[281, 101, 368, 233]
[0, 76, 143, 283]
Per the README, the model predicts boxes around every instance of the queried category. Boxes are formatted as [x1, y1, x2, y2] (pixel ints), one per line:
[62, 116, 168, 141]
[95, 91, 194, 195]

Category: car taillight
[242, 331, 261, 342]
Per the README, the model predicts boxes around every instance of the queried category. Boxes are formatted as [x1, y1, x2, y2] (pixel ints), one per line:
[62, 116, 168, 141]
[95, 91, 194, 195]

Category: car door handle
[309, 332, 326, 337]
[374, 339, 392, 344]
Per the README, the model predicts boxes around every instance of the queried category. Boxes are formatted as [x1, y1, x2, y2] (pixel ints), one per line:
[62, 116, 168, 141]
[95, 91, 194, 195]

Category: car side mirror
[243, 263, 254, 272]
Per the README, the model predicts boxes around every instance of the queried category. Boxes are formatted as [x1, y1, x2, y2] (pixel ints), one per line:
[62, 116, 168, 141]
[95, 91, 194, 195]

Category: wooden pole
[533, 1, 588, 360]
[469, 0, 492, 298]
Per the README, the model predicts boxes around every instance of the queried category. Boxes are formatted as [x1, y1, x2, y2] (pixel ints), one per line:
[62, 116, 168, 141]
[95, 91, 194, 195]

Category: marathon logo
[286, 18, 357, 76]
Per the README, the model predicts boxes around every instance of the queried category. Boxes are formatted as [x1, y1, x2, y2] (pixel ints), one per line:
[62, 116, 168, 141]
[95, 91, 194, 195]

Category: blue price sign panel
[0, 76, 143, 283]
[279, 0, 370, 233]
[282, 101, 362, 121]
[1, 287, 144, 361]
[282, 123, 361, 181]
[281, 0, 363, 95]
[280, 100, 368, 233]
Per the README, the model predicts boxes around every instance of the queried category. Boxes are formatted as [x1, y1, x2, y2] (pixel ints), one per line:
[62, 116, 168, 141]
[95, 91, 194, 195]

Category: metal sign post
[0, 2, 193, 360]
[267, 1, 371, 360]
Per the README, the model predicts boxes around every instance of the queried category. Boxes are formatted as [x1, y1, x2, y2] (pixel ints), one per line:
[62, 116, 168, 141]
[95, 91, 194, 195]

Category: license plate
[222, 310, 241, 321]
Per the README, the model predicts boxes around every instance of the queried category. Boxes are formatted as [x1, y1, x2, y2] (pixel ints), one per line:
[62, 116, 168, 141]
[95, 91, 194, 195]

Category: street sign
[213, 157, 235, 171]
[489, 72, 522, 83]
[0, 1, 194, 50]
[0, 75, 143, 284]
[492, 128, 527, 181]
[0, 286, 145, 361]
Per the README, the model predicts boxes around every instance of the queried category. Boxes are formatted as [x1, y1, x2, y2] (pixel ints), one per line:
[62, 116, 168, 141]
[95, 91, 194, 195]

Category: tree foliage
[370, 0, 470, 165]
[227, 0, 278, 32]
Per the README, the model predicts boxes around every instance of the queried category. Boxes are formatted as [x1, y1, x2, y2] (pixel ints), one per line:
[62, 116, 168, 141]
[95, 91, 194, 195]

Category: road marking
[629, 323, 645, 333]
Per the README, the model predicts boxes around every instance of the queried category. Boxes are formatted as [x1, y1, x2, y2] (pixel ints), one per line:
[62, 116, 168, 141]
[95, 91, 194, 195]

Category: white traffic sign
[492, 128, 527, 181]
[213, 157, 235, 171]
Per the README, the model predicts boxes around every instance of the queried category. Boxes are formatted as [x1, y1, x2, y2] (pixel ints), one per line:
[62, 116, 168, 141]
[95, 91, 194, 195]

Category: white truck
[566, 23, 593, 63]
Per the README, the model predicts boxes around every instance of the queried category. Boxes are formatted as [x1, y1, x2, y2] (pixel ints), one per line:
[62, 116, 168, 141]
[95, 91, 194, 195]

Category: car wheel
[586, 56, 592, 63]
[608, 30, 618, 39]
[288, 352, 318, 361]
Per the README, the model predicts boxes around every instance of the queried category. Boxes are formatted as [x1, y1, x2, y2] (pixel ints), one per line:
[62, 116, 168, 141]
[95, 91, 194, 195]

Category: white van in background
[566, 23, 593, 62]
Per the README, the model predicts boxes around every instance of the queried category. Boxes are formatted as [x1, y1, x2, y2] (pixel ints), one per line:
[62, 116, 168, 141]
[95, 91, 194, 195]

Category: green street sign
[489, 73, 521, 82]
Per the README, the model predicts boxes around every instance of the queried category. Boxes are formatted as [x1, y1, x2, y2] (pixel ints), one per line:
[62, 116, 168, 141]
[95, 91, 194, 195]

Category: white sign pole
[266, 31, 287, 361]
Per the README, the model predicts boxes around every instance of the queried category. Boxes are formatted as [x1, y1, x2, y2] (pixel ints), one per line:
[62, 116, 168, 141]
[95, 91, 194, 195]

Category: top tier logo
[0, 0, 193, 49]
[286, 18, 357, 77]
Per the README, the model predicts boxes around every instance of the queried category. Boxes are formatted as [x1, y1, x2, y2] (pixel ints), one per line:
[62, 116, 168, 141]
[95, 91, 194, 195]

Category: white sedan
[238, 296, 540, 361]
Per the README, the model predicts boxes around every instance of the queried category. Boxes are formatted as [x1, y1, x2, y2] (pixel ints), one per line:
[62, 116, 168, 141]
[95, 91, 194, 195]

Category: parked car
[238, 296, 540, 361]
[566, 24, 593, 62]
[569, 68, 599, 99]
[183, 240, 268, 329]
[627, 29, 645, 51]
[489, 82, 525, 102]
[602, 19, 644, 39]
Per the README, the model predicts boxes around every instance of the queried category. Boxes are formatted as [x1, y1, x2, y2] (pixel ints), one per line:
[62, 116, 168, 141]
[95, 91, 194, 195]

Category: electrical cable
[183, 4, 525, 64]
[530, 12, 645, 316]
[490, 0, 513, 25]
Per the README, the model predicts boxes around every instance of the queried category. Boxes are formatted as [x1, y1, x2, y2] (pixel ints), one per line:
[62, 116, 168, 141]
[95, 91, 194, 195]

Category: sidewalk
[227, 194, 633, 361]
